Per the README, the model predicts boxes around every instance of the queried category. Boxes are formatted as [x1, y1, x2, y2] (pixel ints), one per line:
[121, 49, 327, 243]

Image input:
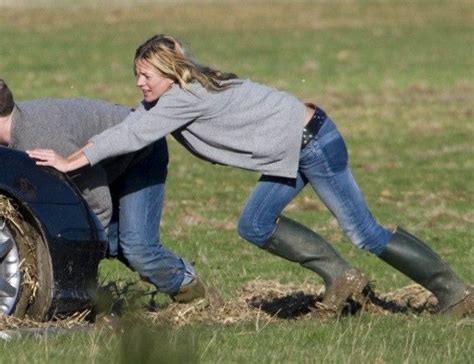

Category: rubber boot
[262, 216, 368, 314]
[379, 227, 473, 315]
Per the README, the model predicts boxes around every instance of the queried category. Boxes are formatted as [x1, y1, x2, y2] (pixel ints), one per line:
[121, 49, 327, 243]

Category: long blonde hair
[134, 34, 239, 92]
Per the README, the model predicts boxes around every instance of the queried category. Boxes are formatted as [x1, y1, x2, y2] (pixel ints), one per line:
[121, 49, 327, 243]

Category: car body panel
[0, 145, 107, 316]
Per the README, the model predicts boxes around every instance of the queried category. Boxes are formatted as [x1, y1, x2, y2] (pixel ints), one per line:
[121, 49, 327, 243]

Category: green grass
[1, 1, 473, 362]
[3, 316, 473, 363]
[1, 315, 473, 363]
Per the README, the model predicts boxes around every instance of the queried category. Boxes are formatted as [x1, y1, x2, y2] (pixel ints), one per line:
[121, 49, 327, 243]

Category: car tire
[0, 195, 53, 320]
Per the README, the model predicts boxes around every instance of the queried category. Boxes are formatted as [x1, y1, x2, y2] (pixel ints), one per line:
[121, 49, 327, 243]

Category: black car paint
[0, 145, 107, 316]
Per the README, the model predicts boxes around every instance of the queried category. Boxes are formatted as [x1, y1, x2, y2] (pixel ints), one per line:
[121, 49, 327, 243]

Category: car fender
[0, 146, 107, 314]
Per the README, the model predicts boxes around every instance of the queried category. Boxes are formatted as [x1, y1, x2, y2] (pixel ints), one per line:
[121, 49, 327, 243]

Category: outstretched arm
[26, 143, 92, 173]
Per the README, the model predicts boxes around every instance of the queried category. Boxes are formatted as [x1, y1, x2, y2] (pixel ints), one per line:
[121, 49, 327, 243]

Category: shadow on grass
[247, 284, 438, 320]
[93, 279, 439, 329]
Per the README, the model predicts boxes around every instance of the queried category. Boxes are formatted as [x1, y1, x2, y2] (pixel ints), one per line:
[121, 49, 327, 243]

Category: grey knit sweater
[10, 98, 147, 226]
[85, 79, 306, 178]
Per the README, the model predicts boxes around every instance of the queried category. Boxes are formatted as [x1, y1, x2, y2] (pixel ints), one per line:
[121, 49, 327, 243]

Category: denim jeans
[107, 138, 195, 293]
[238, 113, 393, 255]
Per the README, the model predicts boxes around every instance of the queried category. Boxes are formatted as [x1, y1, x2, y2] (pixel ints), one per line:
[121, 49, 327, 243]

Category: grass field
[1, 0, 473, 362]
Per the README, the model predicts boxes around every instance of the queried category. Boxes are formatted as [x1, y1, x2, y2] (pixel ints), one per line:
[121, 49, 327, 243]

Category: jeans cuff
[180, 259, 197, 287]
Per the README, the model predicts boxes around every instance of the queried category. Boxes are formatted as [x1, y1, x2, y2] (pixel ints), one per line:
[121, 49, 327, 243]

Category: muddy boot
[171, 277, 207, 304]
[262, 216, 368, 314]
[379, 227, 473, 316]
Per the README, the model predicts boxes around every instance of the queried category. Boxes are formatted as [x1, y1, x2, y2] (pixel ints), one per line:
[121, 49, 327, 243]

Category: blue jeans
[238, 113, 393, 255]
[107, 139, 195, 293]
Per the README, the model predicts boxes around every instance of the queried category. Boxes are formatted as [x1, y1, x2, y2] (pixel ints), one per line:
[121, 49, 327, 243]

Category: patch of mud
[0, 196, 24, 234]
[0, 311, 91, 331]
[0, 280, 440, 332]
[143, 281, 439, 327]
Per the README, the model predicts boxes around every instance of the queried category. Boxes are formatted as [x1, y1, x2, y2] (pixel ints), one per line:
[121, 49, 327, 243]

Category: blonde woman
[28, 35, 472, 316]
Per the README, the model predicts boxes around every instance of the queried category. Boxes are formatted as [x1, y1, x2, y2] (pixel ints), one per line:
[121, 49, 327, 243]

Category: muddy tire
[0, 196, 53, 320]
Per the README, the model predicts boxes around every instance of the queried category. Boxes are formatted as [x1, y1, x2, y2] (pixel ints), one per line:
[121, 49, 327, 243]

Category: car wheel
[0, 195, 53, 320]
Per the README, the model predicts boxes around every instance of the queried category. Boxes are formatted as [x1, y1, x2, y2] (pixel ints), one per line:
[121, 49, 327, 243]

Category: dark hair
[0, 79, 14, 116]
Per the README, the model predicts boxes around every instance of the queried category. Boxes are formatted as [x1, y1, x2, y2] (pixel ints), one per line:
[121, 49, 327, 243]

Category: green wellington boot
[379, 227, 473, 316]
[262, 216, 368, 314]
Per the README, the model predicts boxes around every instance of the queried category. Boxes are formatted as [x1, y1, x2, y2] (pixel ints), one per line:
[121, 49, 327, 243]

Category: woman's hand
[26, 149, 72, 172]
[27, 144, 92, 173]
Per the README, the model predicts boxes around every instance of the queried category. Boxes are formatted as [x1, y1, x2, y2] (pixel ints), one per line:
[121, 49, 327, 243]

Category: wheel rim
[0, 218, 20, 315]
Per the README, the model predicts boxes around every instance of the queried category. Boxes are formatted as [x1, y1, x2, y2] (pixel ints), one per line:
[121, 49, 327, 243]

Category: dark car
[0, 146, 106, 320]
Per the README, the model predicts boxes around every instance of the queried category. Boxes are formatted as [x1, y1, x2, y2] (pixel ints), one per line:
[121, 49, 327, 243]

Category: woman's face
[135, 59, 174, 102]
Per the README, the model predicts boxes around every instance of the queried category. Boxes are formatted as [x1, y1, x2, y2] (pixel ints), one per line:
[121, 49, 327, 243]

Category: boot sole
[443, 286, 473, 317]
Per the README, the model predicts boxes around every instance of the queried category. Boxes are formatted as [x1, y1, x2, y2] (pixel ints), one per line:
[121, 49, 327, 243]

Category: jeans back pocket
[319, 120, 349, 174]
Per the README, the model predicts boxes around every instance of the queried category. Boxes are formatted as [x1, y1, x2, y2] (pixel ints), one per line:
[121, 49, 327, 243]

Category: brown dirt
[0, 196, 39, 316]
[142, 280, 439, 327]
[0, 311, 91, 331]
[0, 279, 443, 332]
[0, 197, 25, 235]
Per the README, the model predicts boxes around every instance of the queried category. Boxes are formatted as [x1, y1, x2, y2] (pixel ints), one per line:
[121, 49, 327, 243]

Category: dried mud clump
[0, 279, 440, 333]
[0, 196, 24, 234]
[143, 280, 439, 327]
[0, 311, 91, 332]
[0, 196, 38, 317]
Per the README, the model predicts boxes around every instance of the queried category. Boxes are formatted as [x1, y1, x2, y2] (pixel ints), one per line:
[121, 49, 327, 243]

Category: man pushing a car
[0, 79, 206, 304]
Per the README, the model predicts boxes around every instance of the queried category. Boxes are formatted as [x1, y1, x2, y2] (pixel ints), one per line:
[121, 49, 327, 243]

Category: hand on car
[26, 149, 71, 172]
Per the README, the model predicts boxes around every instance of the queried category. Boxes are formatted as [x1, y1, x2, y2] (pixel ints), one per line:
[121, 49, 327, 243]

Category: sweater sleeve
[84, 87, 201, 166]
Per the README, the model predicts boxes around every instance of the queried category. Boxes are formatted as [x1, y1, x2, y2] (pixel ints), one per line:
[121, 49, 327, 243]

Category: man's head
[0, 79, 14, 117]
